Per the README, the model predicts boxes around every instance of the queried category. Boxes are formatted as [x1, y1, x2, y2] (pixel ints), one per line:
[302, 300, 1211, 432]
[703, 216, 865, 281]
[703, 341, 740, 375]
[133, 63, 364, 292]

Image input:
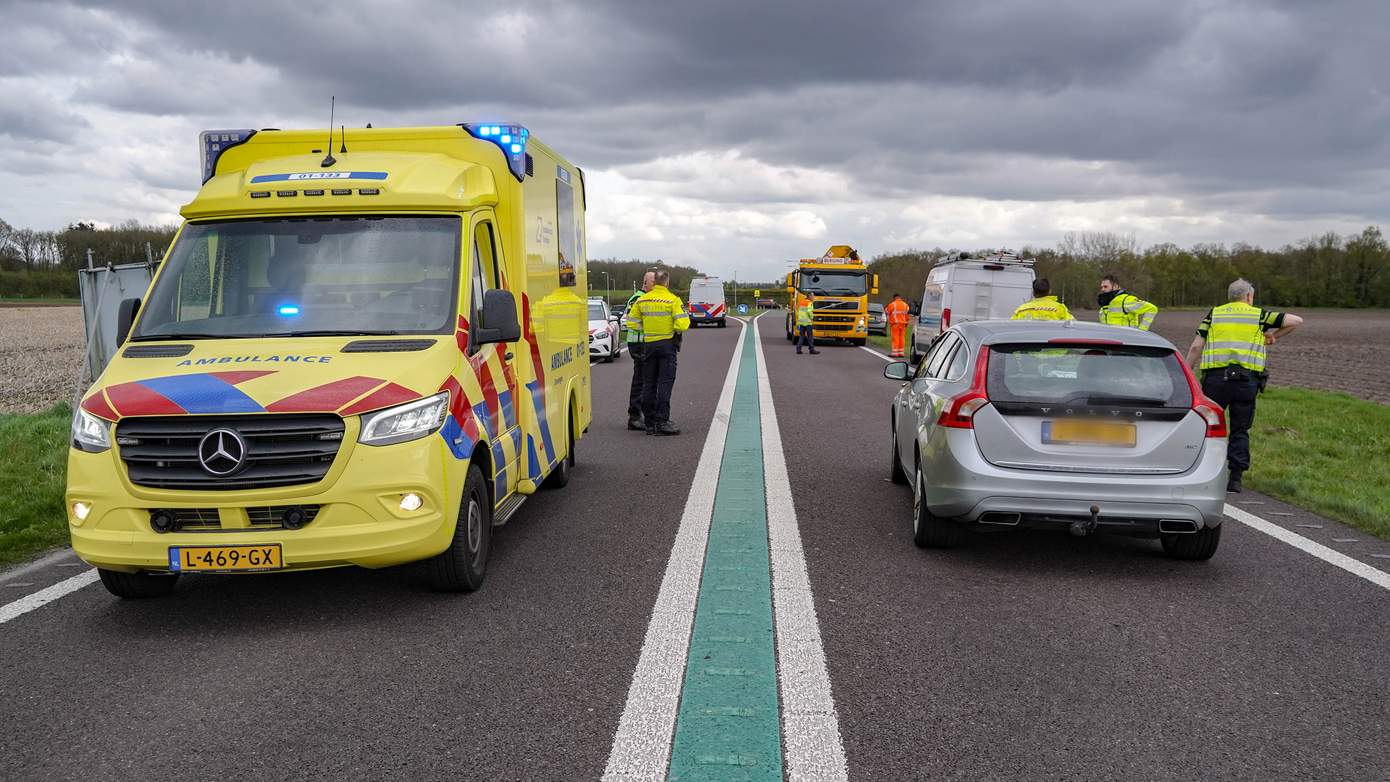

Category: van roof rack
[936, 249, 1036, 266]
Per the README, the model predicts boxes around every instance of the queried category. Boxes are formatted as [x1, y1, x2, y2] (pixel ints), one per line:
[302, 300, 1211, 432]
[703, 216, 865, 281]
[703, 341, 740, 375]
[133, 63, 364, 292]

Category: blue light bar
[461, 123, 531, 181]
[200, 129, 257, 184]
[277, 304, 301, 317]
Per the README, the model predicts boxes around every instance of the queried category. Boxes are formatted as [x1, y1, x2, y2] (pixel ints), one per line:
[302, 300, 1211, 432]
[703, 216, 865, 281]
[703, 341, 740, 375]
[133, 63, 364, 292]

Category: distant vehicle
[588, 298, 622, 362]
[867, 302, 887, 335]
[688, 276, 727, 327]
[912, 251, 1034, 363]
[884, 320, 1227, 559]
[755, 297, 776, 309]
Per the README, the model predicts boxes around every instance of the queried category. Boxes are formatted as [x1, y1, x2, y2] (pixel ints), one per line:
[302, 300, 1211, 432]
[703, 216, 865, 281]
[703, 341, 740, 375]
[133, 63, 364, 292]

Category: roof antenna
[340, 125, 347, 154]
[320, 96, 337, 167]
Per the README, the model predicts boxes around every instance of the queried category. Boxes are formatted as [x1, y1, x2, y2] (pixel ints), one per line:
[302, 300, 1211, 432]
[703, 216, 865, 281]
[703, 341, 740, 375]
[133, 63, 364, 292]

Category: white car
[588, 299, 622, 363]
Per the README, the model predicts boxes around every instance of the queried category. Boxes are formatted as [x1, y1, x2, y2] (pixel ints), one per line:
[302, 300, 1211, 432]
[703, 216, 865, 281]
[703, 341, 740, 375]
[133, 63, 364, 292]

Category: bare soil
[0, 306, 87, 414]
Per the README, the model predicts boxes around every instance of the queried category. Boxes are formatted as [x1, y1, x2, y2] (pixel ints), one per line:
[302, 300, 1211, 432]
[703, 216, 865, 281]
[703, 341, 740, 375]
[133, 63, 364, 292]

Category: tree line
[868, 227, 1390, 310]
[0, 219, 177, 298]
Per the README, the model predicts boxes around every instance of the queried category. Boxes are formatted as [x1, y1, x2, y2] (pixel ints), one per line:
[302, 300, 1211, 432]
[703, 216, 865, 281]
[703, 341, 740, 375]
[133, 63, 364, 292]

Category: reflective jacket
[885, 299, 911, 326]
[625, 285, 691, 342]
[1011, 295, 1074, 321]
[1099, 290, 1159, 330]
[1198, 301, 1281, 372]
[795, 300, 814, 326]
[625, 290, 644, 344]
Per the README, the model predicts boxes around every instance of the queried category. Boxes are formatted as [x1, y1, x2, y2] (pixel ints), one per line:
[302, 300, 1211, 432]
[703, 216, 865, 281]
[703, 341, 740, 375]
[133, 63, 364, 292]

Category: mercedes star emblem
[197, 428, 247, 476]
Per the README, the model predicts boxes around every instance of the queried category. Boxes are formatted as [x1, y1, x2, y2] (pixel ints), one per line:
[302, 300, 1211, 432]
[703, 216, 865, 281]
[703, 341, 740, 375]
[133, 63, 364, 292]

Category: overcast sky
[1, 0, 1387, 280]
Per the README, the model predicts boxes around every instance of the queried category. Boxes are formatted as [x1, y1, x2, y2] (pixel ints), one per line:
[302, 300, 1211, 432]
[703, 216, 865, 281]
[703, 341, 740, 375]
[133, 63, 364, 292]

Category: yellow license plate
[1043, 420, 1137, 447]
[169, 544, 283, 572]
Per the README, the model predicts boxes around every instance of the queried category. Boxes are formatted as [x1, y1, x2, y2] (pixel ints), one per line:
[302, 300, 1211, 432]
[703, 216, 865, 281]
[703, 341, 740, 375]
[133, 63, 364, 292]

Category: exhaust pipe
[1159, 519, 1199, 534]
[978, 512, 1021, 526]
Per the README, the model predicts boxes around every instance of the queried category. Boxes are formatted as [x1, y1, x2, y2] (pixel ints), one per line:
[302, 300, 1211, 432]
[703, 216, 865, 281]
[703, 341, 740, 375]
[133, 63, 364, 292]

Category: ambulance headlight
[71, 409, 111, 453]
[358, 392, 450, 446]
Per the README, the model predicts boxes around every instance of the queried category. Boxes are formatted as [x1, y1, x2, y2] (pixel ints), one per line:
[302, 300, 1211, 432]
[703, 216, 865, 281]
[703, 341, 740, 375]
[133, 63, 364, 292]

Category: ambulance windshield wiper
[263, 329, 404, 337]
[129, 332, 221, 341]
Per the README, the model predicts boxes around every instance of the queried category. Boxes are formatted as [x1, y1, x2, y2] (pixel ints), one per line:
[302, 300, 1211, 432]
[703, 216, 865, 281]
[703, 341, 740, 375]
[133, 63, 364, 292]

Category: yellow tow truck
[784, 245, 878, 346]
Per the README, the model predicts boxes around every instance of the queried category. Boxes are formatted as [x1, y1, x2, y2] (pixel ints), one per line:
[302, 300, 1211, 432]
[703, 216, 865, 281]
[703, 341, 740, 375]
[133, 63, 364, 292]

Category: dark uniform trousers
[795, 325, 815, 352]
[626, 341, 646, 418]
[1202, 369, 1258, 473]
[640, 338, 679, 425]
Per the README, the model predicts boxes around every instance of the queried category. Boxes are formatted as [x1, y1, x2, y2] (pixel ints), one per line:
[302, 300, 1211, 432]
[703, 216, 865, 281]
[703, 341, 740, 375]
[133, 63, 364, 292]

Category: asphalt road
[2, 315, 1388, 781]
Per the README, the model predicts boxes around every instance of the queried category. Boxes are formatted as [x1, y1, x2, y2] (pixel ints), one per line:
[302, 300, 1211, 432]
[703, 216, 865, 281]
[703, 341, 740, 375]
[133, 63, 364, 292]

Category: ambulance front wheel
[428, 463, 491, 593]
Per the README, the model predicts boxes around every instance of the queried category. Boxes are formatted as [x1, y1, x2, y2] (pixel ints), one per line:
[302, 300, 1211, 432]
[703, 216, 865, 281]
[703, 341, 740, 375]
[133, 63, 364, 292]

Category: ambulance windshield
[799, 270, 867, 296]
[134, 216, 461, 340]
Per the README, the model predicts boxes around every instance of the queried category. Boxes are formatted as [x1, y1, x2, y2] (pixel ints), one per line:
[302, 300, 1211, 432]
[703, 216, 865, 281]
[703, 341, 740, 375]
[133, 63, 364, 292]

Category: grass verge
[1248, 387, 1390, 541]
[0, 404, 72, 567]
[0, 297, 81, 307]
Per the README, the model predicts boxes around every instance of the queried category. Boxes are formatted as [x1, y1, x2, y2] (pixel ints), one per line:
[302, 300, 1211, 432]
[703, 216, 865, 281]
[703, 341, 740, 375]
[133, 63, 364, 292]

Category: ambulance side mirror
[475, 289, 521, 345]
[871, 274, 880, 295]
[116, 298, 141, 346]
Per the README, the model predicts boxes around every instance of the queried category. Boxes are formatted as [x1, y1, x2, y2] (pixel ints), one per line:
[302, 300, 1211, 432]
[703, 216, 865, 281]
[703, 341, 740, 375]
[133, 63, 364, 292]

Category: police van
[66, 123, 591, 597]
[688, 276, 727, 327]
[910, 250, 1034, 363]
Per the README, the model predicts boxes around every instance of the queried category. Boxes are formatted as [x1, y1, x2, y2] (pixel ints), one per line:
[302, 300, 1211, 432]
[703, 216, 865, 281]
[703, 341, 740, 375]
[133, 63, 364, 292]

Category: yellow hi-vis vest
[1011, 295, 1074, 321]
[796, 301, 813, 326]
[1099, 291, 1159, 330]
[1199, 301, 1268, 372]
[625, 285, 691, 342]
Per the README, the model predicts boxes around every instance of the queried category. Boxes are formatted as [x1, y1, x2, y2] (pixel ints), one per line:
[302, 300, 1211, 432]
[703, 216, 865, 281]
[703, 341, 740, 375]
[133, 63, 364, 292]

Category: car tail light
[1175, 351, 1228, 438]
[938, 345, 990, 429]
[941, 307, 951, 333]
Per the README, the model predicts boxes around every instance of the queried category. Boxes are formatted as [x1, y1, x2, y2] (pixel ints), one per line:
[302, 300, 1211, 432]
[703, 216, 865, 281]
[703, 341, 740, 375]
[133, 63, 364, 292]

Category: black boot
[652, 421, 681, 436]
[1226, 471, 1243, 493]
[627, 414, 645, 431]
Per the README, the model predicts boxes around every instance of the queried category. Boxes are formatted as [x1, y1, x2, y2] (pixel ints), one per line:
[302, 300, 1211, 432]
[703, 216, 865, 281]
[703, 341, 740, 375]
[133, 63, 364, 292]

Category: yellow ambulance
[66, 123, 591, 597]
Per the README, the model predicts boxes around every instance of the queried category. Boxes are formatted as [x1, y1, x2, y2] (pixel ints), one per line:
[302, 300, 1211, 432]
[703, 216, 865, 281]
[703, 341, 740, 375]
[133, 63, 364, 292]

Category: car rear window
[987, 343, 1192, 408]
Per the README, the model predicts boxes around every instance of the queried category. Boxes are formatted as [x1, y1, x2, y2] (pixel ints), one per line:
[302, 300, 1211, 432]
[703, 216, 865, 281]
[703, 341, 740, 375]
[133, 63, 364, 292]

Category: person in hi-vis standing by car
[885, 293, 911, 357]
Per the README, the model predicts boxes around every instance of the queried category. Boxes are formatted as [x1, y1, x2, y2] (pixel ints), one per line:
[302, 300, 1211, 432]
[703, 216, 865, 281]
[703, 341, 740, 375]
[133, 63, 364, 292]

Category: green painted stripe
[668, 325, 782, 781]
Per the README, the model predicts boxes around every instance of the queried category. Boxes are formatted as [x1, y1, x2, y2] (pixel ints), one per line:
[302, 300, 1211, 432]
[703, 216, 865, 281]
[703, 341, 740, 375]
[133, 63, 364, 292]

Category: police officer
[1097, 273, 1159, 330]
[1185, 278, 1303, 493]
[1011, 278, 1074, 321]
[626, 270, 690, 436]
[624, 271, 656, 431]
[794, 294, 819, 355]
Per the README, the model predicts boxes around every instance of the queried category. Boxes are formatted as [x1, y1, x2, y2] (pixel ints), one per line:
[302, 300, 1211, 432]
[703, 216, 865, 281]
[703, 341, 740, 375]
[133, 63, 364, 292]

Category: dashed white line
[602, 317, 749, 781]
[753, 317, 849, 781]
[1225, 504, 1390, 592]
[0, 569, 99, 626]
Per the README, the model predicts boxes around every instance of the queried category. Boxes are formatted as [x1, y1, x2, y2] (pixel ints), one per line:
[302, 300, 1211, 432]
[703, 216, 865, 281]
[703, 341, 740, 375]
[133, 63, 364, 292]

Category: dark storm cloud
[5, 0, 1390, 236]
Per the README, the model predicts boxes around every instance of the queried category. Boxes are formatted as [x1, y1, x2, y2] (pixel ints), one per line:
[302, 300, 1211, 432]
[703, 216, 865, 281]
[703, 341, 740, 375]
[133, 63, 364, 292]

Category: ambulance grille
[116, 414, 344, 490]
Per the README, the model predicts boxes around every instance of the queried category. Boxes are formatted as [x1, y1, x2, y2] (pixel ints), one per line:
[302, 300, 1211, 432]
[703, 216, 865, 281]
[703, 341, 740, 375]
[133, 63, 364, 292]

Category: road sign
[737, 303, 749, 315]
[754, 289, 760, 297]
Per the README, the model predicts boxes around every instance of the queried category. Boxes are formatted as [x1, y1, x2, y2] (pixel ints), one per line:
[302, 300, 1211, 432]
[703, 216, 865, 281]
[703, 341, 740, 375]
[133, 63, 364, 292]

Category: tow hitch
[1070, 504, 1101, 537]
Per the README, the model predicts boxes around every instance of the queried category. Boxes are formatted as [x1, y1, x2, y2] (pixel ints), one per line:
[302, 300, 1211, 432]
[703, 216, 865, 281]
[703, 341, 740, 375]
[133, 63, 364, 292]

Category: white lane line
[602, 318, 749, 781]
[753, 317, 850, 781]
[857, 345, 893, 362]
[1225, 504, 1390, 592]
[0, 569, 99, 625]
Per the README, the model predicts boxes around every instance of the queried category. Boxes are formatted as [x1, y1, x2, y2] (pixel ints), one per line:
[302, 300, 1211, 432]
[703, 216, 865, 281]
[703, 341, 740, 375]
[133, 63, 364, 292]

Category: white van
[688, 276, 727, 327]
[911, 251, 1035, 362]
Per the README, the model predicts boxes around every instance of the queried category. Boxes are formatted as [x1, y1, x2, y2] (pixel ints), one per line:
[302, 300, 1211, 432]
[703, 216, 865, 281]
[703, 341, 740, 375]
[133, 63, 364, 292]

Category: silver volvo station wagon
[885, 320, 1229, 560]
